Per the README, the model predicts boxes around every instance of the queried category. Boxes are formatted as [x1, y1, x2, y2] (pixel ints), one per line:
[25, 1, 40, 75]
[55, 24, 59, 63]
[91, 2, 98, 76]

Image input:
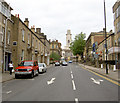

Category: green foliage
[70, 32, 86, 56]
[50, 52, 61, 61]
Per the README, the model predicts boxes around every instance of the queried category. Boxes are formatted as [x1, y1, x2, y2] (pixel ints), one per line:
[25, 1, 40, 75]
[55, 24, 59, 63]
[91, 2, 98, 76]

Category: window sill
[22, 40, 25, 43]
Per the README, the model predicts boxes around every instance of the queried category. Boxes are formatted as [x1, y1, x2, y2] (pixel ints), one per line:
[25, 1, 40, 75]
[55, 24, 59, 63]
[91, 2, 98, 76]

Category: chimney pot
[24, 18, 29, 27]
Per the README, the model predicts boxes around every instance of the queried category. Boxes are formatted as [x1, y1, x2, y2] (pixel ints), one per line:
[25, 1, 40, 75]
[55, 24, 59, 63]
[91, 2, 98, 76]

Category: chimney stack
[36, 28, 41, 34]
[24, 18, 29, 27]
[31, 25, 35, 33]
[103, 28, 106, 33]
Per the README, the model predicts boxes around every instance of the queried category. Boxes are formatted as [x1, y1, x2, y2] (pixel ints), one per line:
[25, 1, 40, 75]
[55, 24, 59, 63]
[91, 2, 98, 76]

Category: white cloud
[6, 0, 116, 48]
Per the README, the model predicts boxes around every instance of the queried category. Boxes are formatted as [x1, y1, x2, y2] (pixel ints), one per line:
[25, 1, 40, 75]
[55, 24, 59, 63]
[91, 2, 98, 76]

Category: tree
[70, 32, 86, 57]
[50, 52, 61, 61]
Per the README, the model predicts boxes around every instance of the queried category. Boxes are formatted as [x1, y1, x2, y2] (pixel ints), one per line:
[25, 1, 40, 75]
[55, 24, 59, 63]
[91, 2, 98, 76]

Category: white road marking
[6, 91, 12, 94]
[28, 79, 35, 80]
[75, 98, 79, 103]
[47, 78, 56, 85]
[71, 74, 73, 79]
[72, 80, 76, 90]
[71, 71, 72, 74]
[91, 78, 103, 85]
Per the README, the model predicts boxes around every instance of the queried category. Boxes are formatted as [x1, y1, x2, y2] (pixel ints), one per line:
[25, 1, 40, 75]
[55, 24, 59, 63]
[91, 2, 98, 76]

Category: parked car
[69, 60, 72, 63]
[55, 62, 60, 66]
[15, 60, 39, 78]
[38, 63, 47, 73]
[62, 61, 68, 66]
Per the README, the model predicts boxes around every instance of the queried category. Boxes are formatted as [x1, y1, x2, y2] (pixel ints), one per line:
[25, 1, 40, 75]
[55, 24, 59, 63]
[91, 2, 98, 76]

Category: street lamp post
[104, 0, 108, 74]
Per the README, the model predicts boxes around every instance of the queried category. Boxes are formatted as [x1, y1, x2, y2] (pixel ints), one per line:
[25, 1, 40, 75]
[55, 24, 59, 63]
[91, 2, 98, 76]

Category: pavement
[79, 63, 120, 82]
[1, 63, 120, 83]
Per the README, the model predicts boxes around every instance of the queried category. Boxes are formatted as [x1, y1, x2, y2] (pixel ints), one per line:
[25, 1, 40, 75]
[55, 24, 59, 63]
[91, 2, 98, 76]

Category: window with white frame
[32, 37, 34, 46]
[117, 21, 120, 33]
[22, 29, 25, 41]
[36, 40, 37, 48]
[32, 54, 34, 60]
[21, 50, 24, 61]
[2, 27, 5, 42]
[28, 33, 30, 44]
[56, 45, 58, 49]
[39, 42, 40, 50]
[52, 44, 54, 49]
[117, 5, 120, 18]
[8, 31, 10, 44]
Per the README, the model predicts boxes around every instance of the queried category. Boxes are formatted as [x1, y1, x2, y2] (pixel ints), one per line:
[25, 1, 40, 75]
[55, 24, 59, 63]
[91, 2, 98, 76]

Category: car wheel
[31, 71, 34, 78]
[36, 70, 39, 76]
[15, 74, 19, 79]
[45, 69, 47, 73]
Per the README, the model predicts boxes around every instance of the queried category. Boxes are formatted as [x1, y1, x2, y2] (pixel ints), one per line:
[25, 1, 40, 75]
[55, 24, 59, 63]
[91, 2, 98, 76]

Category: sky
[5, 0, 117, 48]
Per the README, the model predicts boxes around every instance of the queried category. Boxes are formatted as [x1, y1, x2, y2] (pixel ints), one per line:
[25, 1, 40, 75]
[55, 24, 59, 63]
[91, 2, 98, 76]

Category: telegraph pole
[104, 0, 108, 74]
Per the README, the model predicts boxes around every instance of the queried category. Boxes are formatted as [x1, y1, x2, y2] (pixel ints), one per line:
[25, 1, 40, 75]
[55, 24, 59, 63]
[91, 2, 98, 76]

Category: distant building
[62, 30, 74, 61]
[97, 33, 115, 69]
[84, 28, 113, 65]
[49, 39, 62, 57]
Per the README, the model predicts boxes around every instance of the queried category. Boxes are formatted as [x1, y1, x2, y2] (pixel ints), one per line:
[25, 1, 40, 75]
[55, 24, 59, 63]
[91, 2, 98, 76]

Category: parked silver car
[38, 63, 47, 73]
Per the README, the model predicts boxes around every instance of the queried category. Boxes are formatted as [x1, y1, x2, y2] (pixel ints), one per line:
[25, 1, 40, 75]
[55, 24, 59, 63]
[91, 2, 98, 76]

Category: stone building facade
[0, 0, 13, 72]
[84, 28, 113, 65]
[50, 39, 62, 57]
[0, 0, 50, 72]
[112, 0, 120, 69]
[11, 16, 50, 69]
[97, 33, 115, 69]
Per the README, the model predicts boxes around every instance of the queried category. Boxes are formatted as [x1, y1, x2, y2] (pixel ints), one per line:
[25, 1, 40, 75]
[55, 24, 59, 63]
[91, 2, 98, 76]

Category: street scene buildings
[0, 0, 120, 102]
[0, 0, 50, 72]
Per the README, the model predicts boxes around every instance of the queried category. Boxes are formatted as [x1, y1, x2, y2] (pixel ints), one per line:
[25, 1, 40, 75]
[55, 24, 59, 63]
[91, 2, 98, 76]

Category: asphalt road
[2, 63, 119, 102]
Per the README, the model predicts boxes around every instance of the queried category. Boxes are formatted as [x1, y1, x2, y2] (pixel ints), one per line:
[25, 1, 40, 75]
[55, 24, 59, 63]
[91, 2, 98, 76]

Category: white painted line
[71, 71, 72, 74]
[75, 98, 79, 103]
[72, 80, 76, 90]
[71, 74, 73, 79]
[6, 91, 12, 94]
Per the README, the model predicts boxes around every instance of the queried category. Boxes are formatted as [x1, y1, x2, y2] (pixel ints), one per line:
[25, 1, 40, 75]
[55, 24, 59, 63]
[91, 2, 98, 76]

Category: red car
[15, 60, 39, 78]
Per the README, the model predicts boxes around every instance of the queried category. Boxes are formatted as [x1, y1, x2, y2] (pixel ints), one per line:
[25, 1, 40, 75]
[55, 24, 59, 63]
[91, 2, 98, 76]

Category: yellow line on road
[81, 65, 120, 86]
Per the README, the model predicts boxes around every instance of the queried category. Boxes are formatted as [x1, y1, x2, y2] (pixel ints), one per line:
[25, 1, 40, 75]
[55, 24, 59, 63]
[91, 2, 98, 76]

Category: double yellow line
[81, 65, 120, 86]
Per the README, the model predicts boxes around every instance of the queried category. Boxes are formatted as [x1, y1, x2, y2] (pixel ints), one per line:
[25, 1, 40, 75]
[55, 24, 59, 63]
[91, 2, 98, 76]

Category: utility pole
[104, 0, 108, 74]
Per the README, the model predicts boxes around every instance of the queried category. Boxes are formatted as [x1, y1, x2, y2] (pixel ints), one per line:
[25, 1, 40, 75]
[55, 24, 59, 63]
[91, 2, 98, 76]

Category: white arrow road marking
[47, 78, 56, 85]
[6, 91, 12, 94]
[91, 78, 103, 85]
[75, 98, 79, 103]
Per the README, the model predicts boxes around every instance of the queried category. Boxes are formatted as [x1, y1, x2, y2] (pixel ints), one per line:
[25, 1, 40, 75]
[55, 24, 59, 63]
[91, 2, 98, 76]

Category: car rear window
[39, 64, 44, 67]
